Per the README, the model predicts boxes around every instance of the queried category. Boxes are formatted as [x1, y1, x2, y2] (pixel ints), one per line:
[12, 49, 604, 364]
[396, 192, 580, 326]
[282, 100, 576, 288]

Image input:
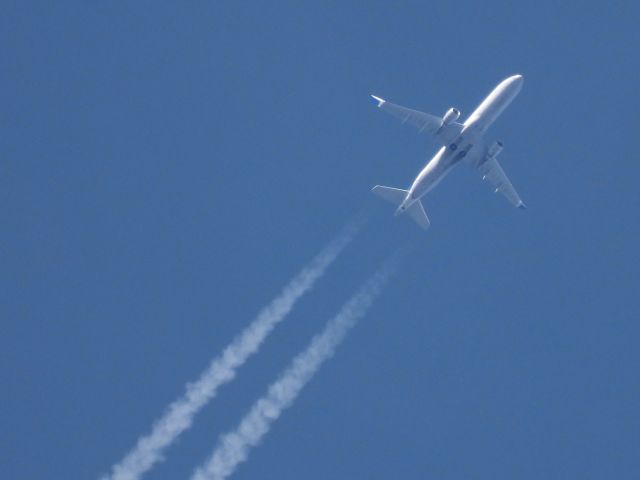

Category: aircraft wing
[477, 157, 526, 209]
[371, 95, 463, 145]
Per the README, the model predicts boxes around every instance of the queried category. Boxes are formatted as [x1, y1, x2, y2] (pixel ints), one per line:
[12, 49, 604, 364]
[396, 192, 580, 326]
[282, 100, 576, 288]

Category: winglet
[370, 95, 385, 107]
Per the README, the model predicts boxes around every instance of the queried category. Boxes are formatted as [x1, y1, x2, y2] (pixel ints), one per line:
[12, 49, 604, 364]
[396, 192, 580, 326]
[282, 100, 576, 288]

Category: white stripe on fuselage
[402, 75, 524, 208]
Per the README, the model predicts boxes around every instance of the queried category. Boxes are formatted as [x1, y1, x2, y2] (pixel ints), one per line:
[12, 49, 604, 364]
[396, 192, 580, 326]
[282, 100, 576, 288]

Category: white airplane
[371, 74, 526, 230]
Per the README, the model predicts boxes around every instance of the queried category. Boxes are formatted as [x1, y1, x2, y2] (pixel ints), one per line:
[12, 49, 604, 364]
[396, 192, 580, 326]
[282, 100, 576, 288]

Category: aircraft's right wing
[370, 95, 463, 145]
[477, 156, 526, 209]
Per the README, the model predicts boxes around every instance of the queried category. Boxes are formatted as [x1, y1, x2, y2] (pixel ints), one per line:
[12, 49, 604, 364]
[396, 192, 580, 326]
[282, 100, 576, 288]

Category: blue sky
[2, 2, 639, 479]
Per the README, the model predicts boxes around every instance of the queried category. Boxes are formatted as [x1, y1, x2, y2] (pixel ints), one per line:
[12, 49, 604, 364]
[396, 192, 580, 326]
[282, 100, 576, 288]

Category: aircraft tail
[371, 185, 431, 230]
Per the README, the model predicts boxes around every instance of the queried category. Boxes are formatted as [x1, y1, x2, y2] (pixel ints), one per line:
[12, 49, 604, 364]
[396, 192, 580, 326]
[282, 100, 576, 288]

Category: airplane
[371, 74, 526, 230]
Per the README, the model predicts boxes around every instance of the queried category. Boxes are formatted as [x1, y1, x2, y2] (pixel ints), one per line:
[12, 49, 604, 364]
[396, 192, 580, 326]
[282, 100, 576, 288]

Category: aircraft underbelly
[412, 152, 456, 198]
[416, 166, 452, 198]
[465, 78, 522, 132]
[411, 141, 481, 199]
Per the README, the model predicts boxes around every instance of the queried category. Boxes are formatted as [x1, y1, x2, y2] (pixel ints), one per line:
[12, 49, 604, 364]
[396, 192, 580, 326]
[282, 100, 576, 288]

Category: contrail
[191, 254, 400, 480]
[101, 220, 363, 480]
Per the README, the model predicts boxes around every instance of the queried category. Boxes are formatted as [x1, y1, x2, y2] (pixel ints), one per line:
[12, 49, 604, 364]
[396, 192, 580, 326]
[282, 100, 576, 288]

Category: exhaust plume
[101, 221, 363, 480]
[191, 254, 399, 480]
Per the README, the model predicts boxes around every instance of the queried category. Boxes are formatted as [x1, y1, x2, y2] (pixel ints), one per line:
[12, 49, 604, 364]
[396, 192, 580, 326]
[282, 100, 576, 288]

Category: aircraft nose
[509, 74, 524, 92]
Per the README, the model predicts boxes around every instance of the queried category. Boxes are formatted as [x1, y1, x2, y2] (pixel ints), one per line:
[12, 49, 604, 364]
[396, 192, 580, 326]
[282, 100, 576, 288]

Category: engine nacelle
[488, 140, 504, 158]
[441, 107, 461, 126]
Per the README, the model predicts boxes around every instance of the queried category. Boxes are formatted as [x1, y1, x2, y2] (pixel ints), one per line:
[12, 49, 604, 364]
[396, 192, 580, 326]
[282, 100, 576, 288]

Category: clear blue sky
[2, 2, 639, 479]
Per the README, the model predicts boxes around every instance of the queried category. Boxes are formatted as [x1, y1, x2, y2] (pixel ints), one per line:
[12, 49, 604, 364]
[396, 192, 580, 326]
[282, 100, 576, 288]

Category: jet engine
[441, 107, 461, 126]
[488, 140, 504, 158]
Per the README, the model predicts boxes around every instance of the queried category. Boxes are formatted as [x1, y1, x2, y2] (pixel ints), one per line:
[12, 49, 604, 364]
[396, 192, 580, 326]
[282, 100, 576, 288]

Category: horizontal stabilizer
[371, 185, 431, 230]
[407, 200, 430, 230]
[371, 185, 408, 205]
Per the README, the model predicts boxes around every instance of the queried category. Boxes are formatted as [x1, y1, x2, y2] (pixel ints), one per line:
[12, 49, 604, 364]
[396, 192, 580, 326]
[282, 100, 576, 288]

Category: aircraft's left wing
[477, 157, 526, 209]
[371, 95, 463, 145]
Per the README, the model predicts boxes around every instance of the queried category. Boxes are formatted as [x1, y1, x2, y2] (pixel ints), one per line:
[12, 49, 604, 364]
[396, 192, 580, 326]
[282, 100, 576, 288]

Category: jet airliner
[371, 74, 525, 230]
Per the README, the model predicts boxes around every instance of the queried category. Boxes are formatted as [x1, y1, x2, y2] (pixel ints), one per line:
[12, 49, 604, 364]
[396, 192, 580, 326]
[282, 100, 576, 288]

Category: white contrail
[101, 221, 363, 480]
[191, 254, 400, 480]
